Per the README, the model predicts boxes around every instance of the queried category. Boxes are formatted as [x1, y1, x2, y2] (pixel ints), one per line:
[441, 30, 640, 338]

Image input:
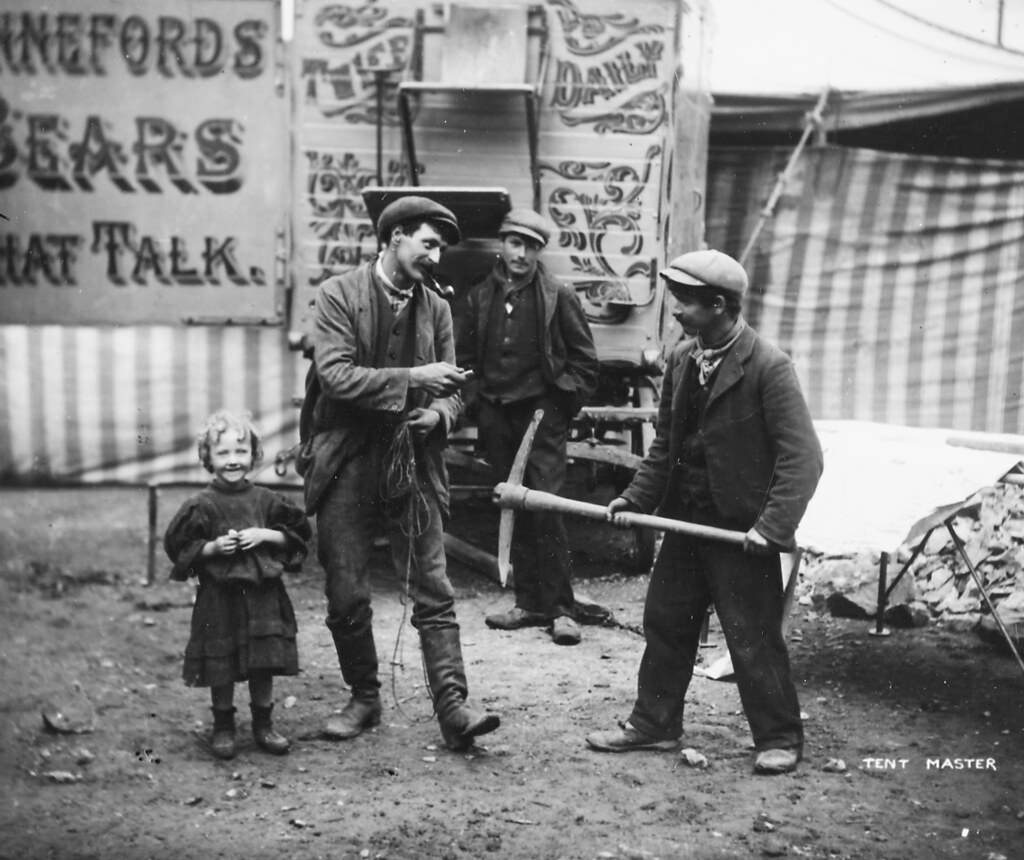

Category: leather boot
[251, 704, 290, 755]
[210, 707, 236, 760]
[323, 622, 382, 740]
[420, 626, 500, 751]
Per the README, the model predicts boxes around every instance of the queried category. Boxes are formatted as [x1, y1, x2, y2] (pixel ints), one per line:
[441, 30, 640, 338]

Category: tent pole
[738, 87, 830, 267]
[946, 518, 1024, 679]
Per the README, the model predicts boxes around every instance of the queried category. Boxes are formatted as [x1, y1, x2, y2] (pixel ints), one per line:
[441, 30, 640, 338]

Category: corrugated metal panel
[707, 144, 1024, 433]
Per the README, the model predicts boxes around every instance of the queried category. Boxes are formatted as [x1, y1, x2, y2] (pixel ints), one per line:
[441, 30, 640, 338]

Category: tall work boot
[420, 626, 500, 751]
[323, 623, 382, 740]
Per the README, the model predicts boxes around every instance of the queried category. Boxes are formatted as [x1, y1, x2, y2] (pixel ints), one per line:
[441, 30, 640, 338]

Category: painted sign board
[290, 0, 711, 367]
[0, 0, 288, 325]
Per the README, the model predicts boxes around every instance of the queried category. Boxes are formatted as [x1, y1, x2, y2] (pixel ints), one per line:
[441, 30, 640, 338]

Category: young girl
[165, 410, 311, 760]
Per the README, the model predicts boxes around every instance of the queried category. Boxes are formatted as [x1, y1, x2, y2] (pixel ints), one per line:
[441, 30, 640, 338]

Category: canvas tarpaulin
[711, 81, 1024, 135]
[706, 144, 1024, 435]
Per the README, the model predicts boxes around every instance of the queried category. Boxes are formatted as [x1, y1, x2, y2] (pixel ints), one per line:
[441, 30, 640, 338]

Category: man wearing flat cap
[456, 207, 599, 645]
[586, 248, 822, 775]
[298, 195, 500, 751]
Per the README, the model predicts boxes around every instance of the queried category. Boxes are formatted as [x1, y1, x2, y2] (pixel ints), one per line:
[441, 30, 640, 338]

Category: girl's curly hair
[197, 409, 264, 473]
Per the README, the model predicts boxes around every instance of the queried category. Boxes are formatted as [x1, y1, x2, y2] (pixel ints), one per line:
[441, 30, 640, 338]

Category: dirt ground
[1, 485, 1022, 860]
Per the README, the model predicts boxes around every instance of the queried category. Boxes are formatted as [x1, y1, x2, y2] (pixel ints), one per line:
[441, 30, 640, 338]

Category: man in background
[456, 208, 599, 646]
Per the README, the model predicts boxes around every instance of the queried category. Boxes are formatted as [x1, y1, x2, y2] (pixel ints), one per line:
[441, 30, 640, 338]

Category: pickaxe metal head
[494, 408, 545, 587]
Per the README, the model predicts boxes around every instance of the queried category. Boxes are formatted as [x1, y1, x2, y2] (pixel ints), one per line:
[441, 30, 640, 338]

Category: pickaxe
[493, 409, 748, 586]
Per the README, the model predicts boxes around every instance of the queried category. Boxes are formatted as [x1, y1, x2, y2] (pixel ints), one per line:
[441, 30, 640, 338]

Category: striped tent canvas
[707, 145, 1024, 434]
[0, 326, 306, 485]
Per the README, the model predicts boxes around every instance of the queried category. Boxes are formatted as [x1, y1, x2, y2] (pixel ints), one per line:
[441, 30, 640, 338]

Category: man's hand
[743, 527, 775, 556]
[409, 362, 471, 397]
[606, 496, 638, 527]
[406, 407, 442, 436]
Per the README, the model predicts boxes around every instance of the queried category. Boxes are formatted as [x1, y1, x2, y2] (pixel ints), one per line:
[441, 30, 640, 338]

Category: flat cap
[498, 207, 552, 247]
[660, 249, 748, 299]
[377, 195, 461, 245]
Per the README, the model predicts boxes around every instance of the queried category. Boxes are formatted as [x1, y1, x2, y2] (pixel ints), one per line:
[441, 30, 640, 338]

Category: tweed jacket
[296, 262, 462, 515]
[455, 260, 599, 415]
[621, 324, 822, 550]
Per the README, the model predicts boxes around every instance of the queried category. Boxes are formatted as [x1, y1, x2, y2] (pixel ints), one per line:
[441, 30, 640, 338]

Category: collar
[695, 317, 746, 357]
[376, 254, 415, 300]
[210, 477, 253, 494]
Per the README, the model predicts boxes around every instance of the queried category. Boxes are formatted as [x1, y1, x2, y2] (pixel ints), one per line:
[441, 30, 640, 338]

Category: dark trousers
[477, 394, 574, 617]
[316, 450, 457, 639]
[628, 529, 803, 752]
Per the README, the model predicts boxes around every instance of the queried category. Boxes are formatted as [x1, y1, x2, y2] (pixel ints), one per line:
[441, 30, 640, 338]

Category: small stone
[260, 778, 277, 789]
[283, 696, 297, 709]
[679, 748, 709, 769]
[41, 708, 92, 735]
[422, 756, 437, 763]
[73, 748, 94, 766]
[822, 758, 847, 773]
[290, 818, 308, 829]
[184, 796, 203, 806]
[753, 813, 777, 833]
[761, 836, 788, 856]
[43, 770, 81, 784]
[224, 788, 246, 800]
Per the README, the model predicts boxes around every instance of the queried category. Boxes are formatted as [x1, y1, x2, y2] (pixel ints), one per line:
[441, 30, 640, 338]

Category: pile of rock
[798, 481, 1024, 650]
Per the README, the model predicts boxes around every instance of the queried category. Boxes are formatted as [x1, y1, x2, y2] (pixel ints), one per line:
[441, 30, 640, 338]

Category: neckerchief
[499, 261, 534, 314]
[691, 319, 746, 387]
[376, 254, 415, 314]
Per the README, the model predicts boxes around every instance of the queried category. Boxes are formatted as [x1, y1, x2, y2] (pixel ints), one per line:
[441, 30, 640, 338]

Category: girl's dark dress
[164, 481, 311, 687]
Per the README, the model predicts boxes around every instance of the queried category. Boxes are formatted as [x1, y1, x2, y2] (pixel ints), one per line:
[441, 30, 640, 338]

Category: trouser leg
[628, 533, 710, 741]
[389, 490, 499, 749]
[317, 464, 380, 702]
[706, 543, 803, 752]
[479, 395, 574, 616]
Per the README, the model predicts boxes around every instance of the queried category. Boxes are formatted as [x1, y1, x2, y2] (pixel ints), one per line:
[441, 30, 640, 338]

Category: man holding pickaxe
[585, 249, 822, 775]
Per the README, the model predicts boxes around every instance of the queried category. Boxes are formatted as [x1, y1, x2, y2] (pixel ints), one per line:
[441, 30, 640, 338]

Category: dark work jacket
[296, 262, 462, 516]
[621, 324, 823, 551]
[456, 260, 599, 416]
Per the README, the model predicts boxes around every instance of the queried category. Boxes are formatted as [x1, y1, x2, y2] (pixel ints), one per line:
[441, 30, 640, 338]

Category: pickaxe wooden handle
[493, 482, 747, 546]
[494, 408, 746, 587]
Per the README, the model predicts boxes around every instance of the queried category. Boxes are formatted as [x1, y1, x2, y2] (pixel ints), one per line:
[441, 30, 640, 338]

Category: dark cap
[498, 207, 552, 247]
[660, 249, 748, 299]
[376, 195, 461, 245]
